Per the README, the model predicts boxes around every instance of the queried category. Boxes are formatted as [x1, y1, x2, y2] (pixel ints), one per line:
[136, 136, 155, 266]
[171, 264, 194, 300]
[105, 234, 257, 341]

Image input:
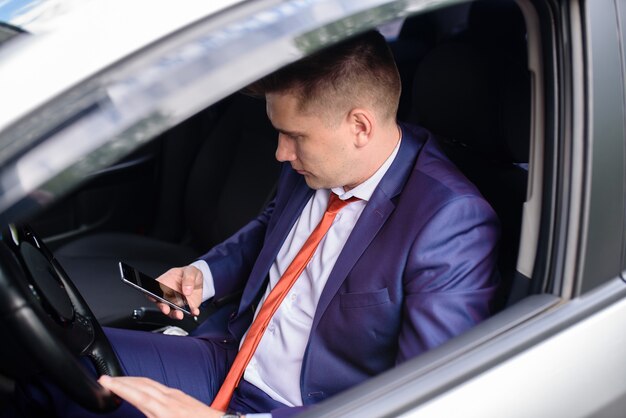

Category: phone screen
[118, 262, 192, 315]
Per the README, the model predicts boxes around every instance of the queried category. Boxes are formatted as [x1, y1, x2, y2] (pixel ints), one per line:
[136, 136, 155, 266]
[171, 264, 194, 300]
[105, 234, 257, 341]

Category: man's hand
[156, 266, 203, 319]
[98, 375, 224, 418]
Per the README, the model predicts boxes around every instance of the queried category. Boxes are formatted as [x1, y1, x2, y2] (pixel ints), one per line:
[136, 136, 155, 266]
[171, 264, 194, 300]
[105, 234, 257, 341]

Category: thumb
[181, 267, 197, 296]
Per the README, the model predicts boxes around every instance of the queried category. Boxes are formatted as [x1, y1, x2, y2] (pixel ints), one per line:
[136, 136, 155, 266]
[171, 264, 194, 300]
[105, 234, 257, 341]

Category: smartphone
[118, 262, 192, 315]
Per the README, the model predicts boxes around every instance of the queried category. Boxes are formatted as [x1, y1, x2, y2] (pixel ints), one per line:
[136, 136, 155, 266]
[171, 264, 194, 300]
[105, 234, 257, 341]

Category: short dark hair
[248, 30, 401, 123]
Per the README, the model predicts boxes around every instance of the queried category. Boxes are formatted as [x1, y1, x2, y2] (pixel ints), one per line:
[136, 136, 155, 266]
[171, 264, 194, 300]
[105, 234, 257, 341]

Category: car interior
[0, 0, 539, 410]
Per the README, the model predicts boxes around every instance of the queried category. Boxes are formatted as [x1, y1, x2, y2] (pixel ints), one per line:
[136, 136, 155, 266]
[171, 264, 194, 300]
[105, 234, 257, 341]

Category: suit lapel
[311, 124, 425, 330]
[311, 191, 395, 330]
[237, 174, 314, 316]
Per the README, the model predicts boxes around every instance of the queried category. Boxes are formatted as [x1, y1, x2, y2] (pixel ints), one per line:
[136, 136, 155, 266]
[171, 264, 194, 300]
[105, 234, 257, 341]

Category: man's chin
[302, 176, 325, 190]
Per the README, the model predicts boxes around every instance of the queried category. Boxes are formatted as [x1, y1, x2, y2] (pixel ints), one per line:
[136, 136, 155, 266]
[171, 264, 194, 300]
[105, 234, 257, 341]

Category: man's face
[266, 92, 358, 190]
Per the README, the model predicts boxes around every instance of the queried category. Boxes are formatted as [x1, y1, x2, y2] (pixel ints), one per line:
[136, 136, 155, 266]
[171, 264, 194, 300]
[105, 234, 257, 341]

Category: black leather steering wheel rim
[0, 224, 122, 412]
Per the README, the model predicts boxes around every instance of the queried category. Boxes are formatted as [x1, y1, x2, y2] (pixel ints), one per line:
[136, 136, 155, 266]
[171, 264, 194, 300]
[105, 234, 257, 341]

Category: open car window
[0, 0, 545, 381]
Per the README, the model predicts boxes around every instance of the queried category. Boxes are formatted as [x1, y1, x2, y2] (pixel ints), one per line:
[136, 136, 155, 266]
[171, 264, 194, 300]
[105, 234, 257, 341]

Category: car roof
[0, 0, 243, 133]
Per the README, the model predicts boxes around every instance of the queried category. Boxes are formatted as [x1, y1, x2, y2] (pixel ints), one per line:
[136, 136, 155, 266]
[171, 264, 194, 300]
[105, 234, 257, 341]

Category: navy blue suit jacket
[198, 123, 500, 415]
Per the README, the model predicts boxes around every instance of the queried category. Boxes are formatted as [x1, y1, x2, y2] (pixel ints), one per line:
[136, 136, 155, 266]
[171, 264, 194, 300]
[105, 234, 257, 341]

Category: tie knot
[327, 193, 359, 214]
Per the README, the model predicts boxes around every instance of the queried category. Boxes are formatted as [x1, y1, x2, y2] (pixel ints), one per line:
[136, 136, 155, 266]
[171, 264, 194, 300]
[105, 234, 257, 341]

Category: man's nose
[275, 135, 296, 162]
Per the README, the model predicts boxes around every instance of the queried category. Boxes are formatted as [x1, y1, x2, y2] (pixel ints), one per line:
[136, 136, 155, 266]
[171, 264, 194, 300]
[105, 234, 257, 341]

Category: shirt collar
[331, 136, 402, 202]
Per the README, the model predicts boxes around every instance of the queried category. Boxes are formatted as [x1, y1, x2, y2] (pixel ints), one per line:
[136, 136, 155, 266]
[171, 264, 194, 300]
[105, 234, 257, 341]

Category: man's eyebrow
[273, 126, 306, 137]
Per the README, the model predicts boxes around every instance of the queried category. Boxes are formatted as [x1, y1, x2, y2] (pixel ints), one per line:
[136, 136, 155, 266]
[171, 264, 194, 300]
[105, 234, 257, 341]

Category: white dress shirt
[192, 139, 400, 410]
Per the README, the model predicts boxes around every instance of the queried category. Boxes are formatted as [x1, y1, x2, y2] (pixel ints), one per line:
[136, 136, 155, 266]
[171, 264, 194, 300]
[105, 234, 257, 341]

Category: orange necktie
[211, 193, 358, 411]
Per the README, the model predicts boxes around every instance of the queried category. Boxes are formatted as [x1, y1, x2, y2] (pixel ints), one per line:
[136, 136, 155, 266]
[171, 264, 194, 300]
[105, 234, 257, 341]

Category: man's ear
[348, 108, 374, 148]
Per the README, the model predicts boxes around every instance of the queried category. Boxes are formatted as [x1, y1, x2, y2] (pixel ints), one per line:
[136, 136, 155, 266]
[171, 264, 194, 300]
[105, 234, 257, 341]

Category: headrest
[409, 1, 529, 163]
[468, 0, 527, 48]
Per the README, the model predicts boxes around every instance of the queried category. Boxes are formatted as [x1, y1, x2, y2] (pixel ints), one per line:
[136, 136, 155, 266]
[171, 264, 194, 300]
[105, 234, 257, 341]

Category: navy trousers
[9, 327, 289, 417]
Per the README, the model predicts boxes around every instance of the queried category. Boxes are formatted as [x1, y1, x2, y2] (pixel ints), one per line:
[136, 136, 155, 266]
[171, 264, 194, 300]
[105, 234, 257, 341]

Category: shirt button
[291, 293, 297, 302]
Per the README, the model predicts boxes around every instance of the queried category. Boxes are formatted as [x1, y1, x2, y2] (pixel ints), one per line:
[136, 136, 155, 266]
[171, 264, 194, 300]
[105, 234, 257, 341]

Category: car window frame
[576, 0, 626, 294]
[615, 0, 626, 277]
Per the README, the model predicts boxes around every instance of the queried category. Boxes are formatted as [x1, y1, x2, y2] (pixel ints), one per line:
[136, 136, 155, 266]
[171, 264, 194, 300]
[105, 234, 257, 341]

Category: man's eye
[281, 132, 300, 141]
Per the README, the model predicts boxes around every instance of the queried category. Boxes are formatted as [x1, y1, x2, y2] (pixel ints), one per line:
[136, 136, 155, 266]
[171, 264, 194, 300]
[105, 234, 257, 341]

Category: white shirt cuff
[189, 260, 215, 302]
[245, 414, 272, 418]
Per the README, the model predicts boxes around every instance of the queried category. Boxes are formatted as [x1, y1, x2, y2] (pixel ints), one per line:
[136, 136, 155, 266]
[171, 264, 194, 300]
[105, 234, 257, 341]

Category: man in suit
[20, 30, 499, 418]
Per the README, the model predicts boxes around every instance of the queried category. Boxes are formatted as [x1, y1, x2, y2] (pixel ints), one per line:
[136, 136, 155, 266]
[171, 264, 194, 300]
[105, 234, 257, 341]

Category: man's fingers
[180, 266, 200, 296]
[99, 376, 171, 418]
[156, 301, 170, 315]
[156, 302, 186, 320]
[99, 375, 158, 395]
[99, 375, 220, 418]
[170, 309, 184, 320]
[155, 265, 203, 319]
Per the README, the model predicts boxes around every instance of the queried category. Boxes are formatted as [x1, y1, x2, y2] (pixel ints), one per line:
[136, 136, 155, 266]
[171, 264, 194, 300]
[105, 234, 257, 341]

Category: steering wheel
[0, 224, 122, 412]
